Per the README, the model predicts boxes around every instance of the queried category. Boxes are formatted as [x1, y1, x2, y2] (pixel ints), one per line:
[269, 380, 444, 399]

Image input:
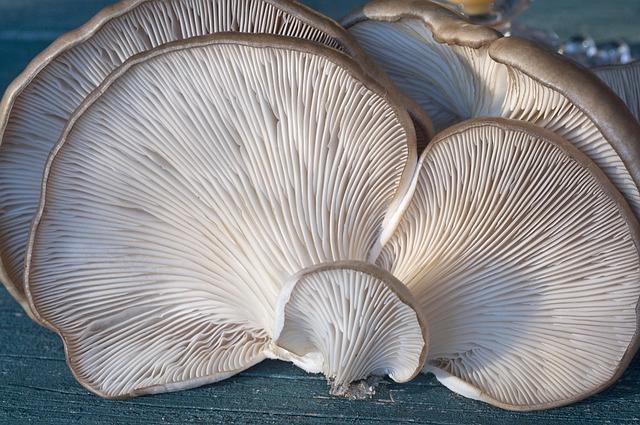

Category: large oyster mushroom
[0, 0, 432, 318]
[378, 117, 640, 410]
[594, 61, 640, 122]
[343, 0, 640, 221]
[24, 33, 417, 398]
[273, 262, 428, 398]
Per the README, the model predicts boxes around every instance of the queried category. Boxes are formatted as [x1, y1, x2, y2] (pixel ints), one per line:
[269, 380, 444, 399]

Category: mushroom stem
[272, 261, 428, 396]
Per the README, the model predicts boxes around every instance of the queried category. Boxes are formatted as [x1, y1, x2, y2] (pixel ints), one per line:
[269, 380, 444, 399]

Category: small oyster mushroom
[24, 33, 417, 398]
[594, 61, 640, 122]
[343, 0, 640, 220]
[273, 262, 428, 397]
[378, 117, 640, 410]
[0, 0, 431, 318]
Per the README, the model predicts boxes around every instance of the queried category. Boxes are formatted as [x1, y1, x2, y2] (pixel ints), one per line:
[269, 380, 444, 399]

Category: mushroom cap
[594, 61, 640, 122]
[273, 261, 428, 396]
[0, 0, 431, 317]
[342, 0, 501, 48]
[378, 117, 640, 410]
[343, 0, 640, 222]
[25, 33, 416, 398]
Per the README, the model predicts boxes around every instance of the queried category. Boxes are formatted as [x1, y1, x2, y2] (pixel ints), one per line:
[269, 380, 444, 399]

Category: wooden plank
[2, 289, 640, 424]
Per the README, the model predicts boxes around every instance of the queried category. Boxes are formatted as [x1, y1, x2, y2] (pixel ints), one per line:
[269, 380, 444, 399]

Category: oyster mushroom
[0, 0, 432, 318]
[343, 0, 640, 221]
[25, 33, 417, 398]
[273, 262, 428, 397]
[594, 61, 640, 122]
[378, 117, 640, 410]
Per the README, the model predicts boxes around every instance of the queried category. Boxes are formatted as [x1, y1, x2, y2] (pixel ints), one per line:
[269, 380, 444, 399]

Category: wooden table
[1, 1, 640, 423]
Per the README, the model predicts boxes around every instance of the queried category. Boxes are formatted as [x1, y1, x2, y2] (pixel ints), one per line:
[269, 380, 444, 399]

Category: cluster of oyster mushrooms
[1, 0, 640, 411]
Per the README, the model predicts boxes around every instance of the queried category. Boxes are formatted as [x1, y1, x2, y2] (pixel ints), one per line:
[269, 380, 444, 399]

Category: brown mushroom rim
[342, 0, 501, 48]
[0, 0, 373, 140]
[281, 260, 430, 382]
[489, 37, 640, 200]
[24, 31, 418, 337]
[402, 116, 640, 411]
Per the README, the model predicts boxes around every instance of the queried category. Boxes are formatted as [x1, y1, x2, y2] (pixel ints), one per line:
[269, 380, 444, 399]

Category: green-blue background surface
[1, 1, 639, 424]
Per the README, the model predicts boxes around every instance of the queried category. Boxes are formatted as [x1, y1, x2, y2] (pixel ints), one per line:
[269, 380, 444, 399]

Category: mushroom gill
[594, 61, 640, 122]
[379, 117, 640, 410]
[343, 0, 640, 222]
[25, 33, 416, 398]
[0, 0, 431, 317]
[273, 262, 427, 397]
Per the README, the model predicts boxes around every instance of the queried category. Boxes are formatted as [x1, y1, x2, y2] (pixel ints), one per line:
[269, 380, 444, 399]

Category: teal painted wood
[1, 1, 640, 424]
[2, 288, 640, 424]
[0, 0, 638, 42]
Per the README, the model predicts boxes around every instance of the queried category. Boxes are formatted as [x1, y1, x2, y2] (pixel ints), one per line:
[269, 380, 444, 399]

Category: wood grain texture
[1, 1, 640, 423]
[2, 287, 640, 424]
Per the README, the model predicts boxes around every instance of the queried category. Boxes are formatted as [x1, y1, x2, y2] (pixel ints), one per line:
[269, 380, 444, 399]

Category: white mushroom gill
[378, 118, 640, 410]
[500, 64, 640, 221]
[345, 3, 640, 221]
[348, 19, 507, 131]
[594, 62, 640, 122]
[273, 262, 427, 397]
[25, 35, 414, 398]
[0, 0, 361, 314]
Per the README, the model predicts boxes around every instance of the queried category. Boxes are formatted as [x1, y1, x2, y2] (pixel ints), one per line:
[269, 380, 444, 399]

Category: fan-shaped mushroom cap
[25, 33, 416, 398]
[594, 61, 640, 122]
[378, 117, 640, 410]
[273, 262, 428, 397]
[343, 0, 640, 221]
[0, 0, 431, 318]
